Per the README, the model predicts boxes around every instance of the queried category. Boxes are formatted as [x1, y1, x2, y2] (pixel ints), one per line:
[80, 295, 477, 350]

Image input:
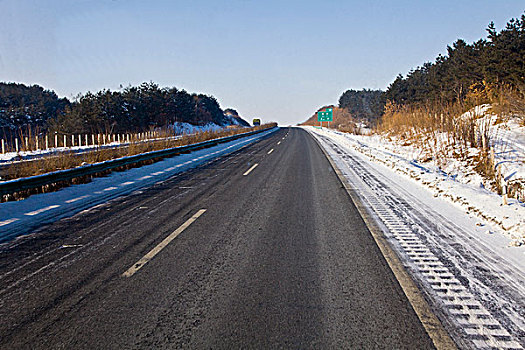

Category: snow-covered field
[0, 128, 277, 243]
[305, 126, 524, 349]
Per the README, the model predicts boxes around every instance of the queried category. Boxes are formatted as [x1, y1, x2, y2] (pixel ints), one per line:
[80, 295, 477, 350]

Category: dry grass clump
[377, 85, 525, 200]
[1, 123, 276, 181]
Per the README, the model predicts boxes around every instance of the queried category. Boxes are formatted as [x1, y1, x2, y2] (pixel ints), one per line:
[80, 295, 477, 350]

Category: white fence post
[36, 137, 39, 150]
[15, 138, 19, 153]
[63, 135, 66, 148]
[46, 135, 49, 150]
[25, 137, 28, 151]
[501, 177, 508, 205]
[55, 134, 58, 148]
[1, 139, 4, 154]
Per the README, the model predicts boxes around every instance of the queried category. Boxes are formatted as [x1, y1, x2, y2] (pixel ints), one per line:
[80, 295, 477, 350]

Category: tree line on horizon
[337, 12, 525, 124]
[0, 82, 248, 139]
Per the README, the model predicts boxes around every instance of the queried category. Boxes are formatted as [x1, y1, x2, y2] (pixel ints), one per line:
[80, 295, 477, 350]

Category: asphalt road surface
[0, 128, 436, 349]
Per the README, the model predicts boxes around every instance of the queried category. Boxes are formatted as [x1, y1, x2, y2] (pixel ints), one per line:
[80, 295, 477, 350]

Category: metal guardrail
[0, 127, 276, 197]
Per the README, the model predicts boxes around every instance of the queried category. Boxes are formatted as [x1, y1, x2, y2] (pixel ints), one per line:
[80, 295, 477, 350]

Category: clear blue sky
[0, 0, 523, 125]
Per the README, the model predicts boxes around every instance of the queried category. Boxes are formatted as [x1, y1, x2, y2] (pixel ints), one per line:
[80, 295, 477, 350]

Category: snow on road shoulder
[305, 126, 525, 245]
[304, 125, 525, 349]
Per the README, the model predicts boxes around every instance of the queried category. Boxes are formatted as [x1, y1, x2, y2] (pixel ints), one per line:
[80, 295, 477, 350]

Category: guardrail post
[15, 138, 19, 153]
[25, 137, 28, 151]
[45, 135, 48, 150]
[55, 134, 58, 148]
[63, 135, 66, 148]
[1, 139, 4, 154]
[36, 137, 39, 151]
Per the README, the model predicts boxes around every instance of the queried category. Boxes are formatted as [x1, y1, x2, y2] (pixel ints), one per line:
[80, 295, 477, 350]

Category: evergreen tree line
[338, 89, 385, 125]
[0, 81, 248, 139]
[0, 83, 69, 134]
[384, 13, 525, 107]
[336, 13, 524, 125]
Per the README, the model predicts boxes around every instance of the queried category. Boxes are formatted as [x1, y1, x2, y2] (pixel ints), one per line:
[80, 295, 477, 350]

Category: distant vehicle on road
[253, 118, 261, 126]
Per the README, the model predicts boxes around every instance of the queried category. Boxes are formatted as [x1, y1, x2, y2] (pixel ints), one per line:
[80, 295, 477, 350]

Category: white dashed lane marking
[24, 205, 60, 216]
[0, 218, 19, 226]
[123, 209, 207, 277]
[65, 195, 90, 203]
[243, 163, 259, 176]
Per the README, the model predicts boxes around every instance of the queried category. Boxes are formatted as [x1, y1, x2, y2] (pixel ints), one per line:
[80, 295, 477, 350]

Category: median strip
[122, 209, 207, 277]
[0, 126, 277, 202]
[243, 163, 259, 176]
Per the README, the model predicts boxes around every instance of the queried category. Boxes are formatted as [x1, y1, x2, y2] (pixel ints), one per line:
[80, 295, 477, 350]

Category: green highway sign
[317, 108, 333, 122]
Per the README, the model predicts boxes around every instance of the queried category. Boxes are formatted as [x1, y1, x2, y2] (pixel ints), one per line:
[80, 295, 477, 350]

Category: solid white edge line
[122, 209, 207, 278]
[268, 148, 274, 154]
[243, 163, 259, 176]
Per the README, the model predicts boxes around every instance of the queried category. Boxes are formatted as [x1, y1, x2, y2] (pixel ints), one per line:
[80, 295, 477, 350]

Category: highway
[0, 128, 436, 349]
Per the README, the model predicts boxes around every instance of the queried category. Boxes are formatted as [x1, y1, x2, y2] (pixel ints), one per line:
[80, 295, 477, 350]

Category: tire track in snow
[316, 133, 524, 350]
